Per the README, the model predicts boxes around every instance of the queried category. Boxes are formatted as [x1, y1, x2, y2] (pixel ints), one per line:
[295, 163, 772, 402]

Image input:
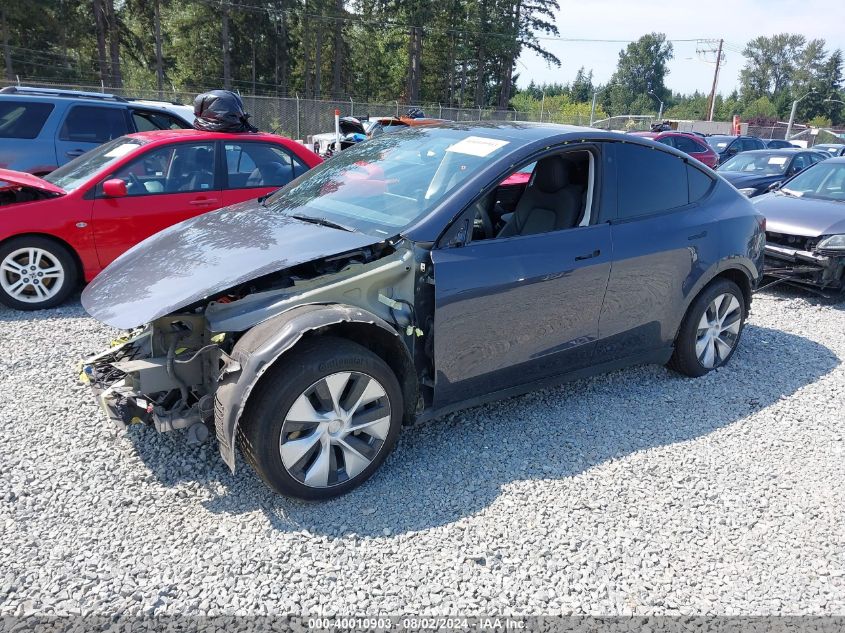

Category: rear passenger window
[688, 165, 714, 202]
[674, 136, 703, 154]
[0, 101, 54, 138]
[60, 106, 128, 142]
[616, 143, 688, 218]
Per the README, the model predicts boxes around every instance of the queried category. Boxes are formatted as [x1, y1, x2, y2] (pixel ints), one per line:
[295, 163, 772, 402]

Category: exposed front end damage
[763, 231, 845, 291]
[80, 239, 427, 467]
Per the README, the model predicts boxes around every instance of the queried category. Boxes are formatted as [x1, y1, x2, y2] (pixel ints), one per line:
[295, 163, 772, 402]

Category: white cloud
[517, 0, 845, 95]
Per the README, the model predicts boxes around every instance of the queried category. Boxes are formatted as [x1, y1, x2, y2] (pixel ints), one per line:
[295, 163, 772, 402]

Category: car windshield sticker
[104, 143, 138, 158]
[446, 136, 510, 157]
[768, 156, 788, 165]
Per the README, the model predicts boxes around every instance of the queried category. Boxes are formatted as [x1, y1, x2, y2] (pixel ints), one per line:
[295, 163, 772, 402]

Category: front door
[90, 141, 221, 267]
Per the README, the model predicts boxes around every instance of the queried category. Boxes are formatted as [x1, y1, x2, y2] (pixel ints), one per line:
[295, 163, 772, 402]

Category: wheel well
[0, 233, 84, 286]
[296, 322, 419, 423]
[712, 268, 753, 315]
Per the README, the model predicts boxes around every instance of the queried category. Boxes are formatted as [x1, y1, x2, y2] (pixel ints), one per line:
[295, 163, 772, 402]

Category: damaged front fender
[213, 303, 412, 471]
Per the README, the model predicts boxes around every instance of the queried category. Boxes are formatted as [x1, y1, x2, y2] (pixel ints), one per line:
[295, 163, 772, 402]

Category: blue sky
[516, 0, 845, 96]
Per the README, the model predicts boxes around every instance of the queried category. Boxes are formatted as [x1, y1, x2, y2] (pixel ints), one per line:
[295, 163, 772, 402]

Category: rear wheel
[239, 337, 403, 500]
[0, 237, 78, 310]
[669, 279, 746, 377]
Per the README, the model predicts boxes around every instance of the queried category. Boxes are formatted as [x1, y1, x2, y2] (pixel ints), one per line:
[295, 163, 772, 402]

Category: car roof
[730, 148, 808, 155]
[126, 129, 291, 143]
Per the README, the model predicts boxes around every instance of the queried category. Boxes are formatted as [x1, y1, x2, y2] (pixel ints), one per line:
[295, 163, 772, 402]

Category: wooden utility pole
[705, 39, 724, 122]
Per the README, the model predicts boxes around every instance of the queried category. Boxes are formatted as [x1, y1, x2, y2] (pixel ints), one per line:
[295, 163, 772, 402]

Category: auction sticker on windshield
[768, 156, 788, 165]
[447, 136, 510, 157]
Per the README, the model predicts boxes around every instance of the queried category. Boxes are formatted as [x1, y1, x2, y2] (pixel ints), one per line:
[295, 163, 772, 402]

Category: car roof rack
[0, 85, 129, 102]
[124, 97, 188, 107]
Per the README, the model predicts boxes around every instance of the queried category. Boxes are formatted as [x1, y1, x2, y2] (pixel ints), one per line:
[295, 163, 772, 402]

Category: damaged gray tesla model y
[81, 123, 765, 499]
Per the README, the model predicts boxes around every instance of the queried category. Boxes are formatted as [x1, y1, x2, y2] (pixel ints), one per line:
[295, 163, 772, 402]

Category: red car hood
[0, 168, 66, 195]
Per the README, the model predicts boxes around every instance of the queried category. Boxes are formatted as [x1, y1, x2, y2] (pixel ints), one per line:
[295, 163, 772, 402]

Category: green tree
[605, 33, 674, 114]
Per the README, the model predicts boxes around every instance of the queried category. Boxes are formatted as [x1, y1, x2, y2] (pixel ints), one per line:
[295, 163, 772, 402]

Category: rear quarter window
[0, 101, 54, 139]
[688, 164, 714, 202]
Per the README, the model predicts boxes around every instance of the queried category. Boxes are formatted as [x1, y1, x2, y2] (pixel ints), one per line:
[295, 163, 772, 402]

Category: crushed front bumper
[80, 332, 155, 429]
[764, 243, 845, 290]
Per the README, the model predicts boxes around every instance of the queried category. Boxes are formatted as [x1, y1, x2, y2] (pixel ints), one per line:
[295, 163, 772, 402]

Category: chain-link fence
[1, 79, 661, 141]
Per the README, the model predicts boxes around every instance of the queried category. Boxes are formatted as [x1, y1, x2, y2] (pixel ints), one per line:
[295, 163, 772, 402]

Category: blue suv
[0, 86, 194, 175]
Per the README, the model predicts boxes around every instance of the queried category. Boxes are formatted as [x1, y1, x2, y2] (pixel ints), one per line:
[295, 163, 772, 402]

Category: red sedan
[0, 129, 321, 309]
[630, 131, 719, 169]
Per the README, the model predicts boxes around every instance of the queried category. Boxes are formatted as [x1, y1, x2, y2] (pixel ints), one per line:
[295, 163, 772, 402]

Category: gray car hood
[752, 192, 845, 237]
[81, 199, 383, 329]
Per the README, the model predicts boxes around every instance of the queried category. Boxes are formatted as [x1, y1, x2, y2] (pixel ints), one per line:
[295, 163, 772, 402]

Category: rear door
[90, 141, 221, 267]
[220, 140, 310, 206]
[54, 104, 130, 165]
[595, 142, 719, 362]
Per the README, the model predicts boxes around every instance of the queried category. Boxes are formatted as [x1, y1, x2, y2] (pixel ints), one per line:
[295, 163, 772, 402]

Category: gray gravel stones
[0, 288, 843, 616]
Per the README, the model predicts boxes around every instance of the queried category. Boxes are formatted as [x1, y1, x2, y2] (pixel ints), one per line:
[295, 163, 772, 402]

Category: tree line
[516, 33, 843, 127]
[2, 2, 843, 126]
[0, 0, 560, 109]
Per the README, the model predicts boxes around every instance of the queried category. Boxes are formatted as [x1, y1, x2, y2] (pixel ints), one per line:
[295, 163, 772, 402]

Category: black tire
[668, 278, 747, 377]
[239, 336, 403, 500]
[0, 236, 79, 310]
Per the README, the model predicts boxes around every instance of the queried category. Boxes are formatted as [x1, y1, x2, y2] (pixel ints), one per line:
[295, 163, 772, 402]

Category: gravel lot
[1, 288, 844, 618]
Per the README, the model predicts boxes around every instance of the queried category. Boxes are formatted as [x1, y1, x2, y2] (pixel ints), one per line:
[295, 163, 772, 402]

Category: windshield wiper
[289, 213, 355, 232]
[778, 188, 799, 198]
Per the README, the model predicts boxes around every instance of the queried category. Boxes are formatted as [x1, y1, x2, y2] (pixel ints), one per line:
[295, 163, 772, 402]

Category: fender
[213, 302, 409, 471]
[670, 256, 759, 345]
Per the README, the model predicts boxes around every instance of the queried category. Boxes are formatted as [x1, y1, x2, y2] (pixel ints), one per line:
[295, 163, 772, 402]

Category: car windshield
[264, 128, 513, 236]
[706, 135, 732, 150]
[720, 153, 790, 175]
[781, 162, 845, 201]
[43, 137, 145, 192]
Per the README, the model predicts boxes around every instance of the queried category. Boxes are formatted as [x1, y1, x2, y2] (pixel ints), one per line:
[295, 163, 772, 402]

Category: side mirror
[767, 181, 782, 192]
[102, 178, 128, 197]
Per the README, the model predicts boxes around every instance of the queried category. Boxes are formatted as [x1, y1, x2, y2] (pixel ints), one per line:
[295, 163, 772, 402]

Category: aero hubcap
[695, 293, 742, 369]
[0, 247, 65, 303]
[280, 371, 391, 488]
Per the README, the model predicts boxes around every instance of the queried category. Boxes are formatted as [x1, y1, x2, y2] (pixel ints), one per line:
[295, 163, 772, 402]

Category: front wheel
[0, 237, 79, 310]
[669, 279, 746, 377]
[239, 337, 404, 500]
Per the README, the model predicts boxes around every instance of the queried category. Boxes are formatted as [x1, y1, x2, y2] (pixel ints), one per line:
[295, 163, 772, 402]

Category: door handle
[687, 230, 708, 241]
[575, 249, 601, 261]
[188, 198, 219, 206]
[65, 149, 86, 158]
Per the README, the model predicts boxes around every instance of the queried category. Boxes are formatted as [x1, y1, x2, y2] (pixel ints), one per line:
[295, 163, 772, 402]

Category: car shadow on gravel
[124, 323, 839, 537]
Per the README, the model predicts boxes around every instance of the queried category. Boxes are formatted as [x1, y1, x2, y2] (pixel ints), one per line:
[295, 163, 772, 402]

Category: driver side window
[108, 142, 217, 196]
[465, 150, 594, 243]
